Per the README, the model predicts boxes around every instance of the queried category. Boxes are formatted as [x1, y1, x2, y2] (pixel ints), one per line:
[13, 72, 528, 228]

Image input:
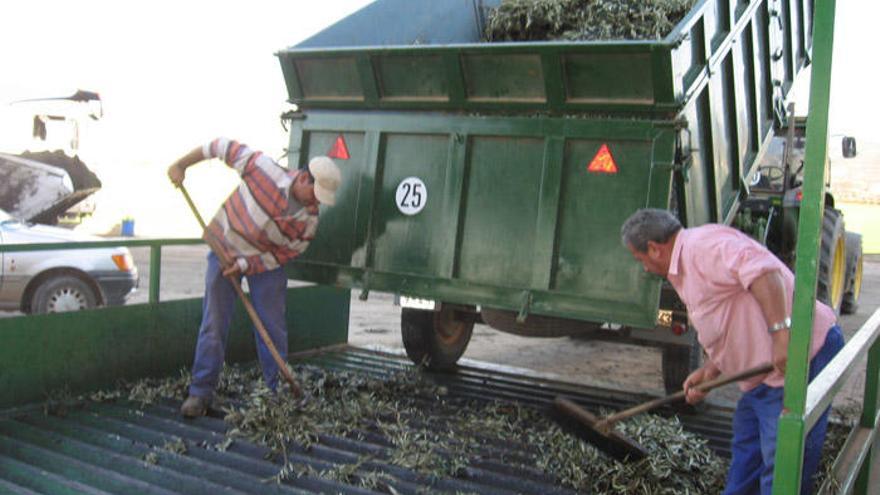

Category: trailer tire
[817, 209, 846, 314]
[661, 338, 702, 395]
[842, 232, 863, 315]
[401, 305, 475, 370]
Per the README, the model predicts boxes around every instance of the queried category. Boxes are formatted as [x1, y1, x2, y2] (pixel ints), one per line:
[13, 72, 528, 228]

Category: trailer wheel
[401, 305, 475, 370]
[661, 338, 702, 395]
[817, 209, 846, 314]
[842, 232, 863, 314]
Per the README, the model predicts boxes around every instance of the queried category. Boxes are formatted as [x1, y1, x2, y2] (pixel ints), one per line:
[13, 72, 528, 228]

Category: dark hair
[620, 209, 682, 252]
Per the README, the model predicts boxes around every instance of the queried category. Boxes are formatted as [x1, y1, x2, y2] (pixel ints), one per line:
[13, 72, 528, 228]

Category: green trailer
[278, 0, 862, 394]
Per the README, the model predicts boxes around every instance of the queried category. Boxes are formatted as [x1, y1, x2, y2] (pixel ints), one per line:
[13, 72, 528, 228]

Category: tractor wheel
[661, 336, 702, 396]
[841, 232, 864, 315]
[817, 209, 846, 314]
[401, 304, 475, 370]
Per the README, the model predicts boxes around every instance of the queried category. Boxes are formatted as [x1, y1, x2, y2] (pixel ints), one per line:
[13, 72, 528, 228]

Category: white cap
[307, 156, 342, 206]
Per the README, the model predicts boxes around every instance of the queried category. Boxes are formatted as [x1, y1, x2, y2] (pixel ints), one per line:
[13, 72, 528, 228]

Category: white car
[0, 208, 138, 313]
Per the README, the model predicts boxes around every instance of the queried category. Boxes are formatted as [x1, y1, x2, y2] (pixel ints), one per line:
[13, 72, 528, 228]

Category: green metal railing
[0, 238, 202, 304]
[810, 310, 880, 493]
[773, 0, 879, 492]
[0, 237, 352, 409]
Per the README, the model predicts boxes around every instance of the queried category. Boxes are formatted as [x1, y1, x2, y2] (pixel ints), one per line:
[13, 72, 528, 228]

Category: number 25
[400, 182, 423, 208]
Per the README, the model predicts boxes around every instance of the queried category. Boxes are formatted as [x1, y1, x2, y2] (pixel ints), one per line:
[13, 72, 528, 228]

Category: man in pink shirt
[621, 208, 843, 494]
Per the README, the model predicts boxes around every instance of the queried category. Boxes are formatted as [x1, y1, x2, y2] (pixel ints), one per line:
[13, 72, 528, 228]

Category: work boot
[180, 395, 211, 418]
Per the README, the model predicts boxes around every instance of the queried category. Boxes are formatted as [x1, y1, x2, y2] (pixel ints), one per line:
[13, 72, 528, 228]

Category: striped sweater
[203, 138, 318, 275]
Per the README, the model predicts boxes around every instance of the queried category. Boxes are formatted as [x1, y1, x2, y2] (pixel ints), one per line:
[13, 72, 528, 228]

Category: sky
[0, 1, 372, 235]
[0, 0, 876, 236]
[802, 0, 877, 144]
[0, 1, 372, 155]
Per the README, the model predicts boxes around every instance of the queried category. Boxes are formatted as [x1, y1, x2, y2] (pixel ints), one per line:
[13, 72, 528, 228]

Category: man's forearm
[167, 146, 205, 187]
[750, 270, 791, 372]
[173, 146, 205, 171]
[749, 270, 789, 330]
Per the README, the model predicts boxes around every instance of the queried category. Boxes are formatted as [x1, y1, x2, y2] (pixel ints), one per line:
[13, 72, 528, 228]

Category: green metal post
[772, 0, 836, 493]
[855, 340, 879, 493]
[149, 244, 161, 304]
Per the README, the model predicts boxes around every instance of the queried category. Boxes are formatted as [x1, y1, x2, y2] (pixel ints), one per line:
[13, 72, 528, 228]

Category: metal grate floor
[0, 346, 735, 494]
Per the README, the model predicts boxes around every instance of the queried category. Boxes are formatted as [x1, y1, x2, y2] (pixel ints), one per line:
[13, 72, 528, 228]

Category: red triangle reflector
[327, 135, 350, 160]
[587, 143, 618, 174]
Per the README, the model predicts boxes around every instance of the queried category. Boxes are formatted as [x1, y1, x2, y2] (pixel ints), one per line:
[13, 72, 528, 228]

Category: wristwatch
[768, 317, 791, 334]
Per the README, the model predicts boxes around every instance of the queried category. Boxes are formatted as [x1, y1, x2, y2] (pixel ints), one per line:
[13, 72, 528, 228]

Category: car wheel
[31, 275, 98, 314]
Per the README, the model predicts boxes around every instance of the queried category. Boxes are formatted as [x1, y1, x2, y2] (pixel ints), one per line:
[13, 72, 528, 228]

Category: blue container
[121, 218, 135, 237]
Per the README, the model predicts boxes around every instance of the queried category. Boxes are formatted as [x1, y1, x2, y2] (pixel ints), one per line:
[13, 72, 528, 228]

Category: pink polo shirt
[667, 225, 836, 391]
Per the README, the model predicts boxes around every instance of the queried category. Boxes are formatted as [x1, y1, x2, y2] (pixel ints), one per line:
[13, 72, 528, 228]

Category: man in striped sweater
[168, 138, 341, 417]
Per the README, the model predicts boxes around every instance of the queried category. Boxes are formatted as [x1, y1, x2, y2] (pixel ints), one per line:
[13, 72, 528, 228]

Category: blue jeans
[189, 252, 288, 398]
[723, 325, 845, 495]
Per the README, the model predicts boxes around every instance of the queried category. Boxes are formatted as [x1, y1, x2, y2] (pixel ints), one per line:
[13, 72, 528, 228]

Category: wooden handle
[594, 362, 774, 430]
[555, 397, 650, 453]
[179, 185, 208, 231]
[227, 270, 303, 398]
[178, 184, 303, 398]
[555, 397, 603, 428]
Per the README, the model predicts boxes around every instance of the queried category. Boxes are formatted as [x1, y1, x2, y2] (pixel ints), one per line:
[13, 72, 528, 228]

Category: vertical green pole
[854, 340, 879, 494]
[771, 0, 836, 493]
[149, 244, 161, 304]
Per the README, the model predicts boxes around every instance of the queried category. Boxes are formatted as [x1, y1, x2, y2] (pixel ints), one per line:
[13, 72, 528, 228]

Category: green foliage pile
[65, 363, 734, 493]
[48, 362, 852, 493]
[484, 0, 696, 41]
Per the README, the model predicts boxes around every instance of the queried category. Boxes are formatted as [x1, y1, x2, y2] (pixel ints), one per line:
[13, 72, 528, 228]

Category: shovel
[554, 362, 773, 461]
[178, 183, 303, 398]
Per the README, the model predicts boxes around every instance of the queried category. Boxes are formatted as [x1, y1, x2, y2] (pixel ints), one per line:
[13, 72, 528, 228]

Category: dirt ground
[130, 246, 879, 411]
[346, 265, 878, 411]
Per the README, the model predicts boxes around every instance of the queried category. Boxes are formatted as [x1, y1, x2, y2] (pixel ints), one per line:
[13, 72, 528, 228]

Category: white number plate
[395, 177, 427, 216]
